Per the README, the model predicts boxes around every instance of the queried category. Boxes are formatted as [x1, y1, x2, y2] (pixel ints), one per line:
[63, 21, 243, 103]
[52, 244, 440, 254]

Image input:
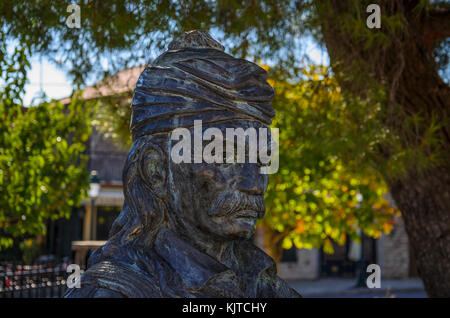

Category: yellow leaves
[293, 238, 304, 249]
[282, 238, 293, 250]
[336, 209, 346, 220]
[314, 223, 323, 233]
[281, 213, 290, 220]
[372, 231, 382, 239]
[286, 92, 297, 100]
[260, 64, 270, 72]
[323, 238, 334, 254]
[261, 64, 401, 255]
[324, 223, 333, 235]
[372, 202, 382, 210]
[346, 215, 356, 226]
[325, 196, 335, 204]
[382, 222, 393, 234]
[275, 224, 285, 232]
[302, 242, 313, 249]
[0, 238, 13, 250]
[376, 187, 386, 196]
[337, 232, 347, 245]
[26, 238, 33, 248]
[294, 186, 303, 195]
[294, 219, 305, 234]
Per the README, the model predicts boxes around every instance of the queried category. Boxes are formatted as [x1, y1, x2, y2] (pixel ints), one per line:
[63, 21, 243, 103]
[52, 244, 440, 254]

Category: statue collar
[153, 227, 277, 297]
[70, 227, 300, 297]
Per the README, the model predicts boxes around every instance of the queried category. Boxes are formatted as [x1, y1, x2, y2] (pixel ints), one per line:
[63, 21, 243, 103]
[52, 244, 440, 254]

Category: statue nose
[235, 164, 265, 195]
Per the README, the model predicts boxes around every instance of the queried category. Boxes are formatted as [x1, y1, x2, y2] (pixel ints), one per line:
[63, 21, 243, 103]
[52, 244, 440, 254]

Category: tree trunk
[317, 0, 450, 296]
[388, 167, 450, 297]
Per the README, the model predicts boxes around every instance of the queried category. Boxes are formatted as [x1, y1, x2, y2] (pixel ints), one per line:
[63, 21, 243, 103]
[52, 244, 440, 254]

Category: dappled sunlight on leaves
[261, 65, 399, 255]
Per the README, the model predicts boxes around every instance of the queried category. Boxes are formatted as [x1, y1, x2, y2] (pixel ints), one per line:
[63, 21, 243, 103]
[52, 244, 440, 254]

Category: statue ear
[139, 144, 167, 198]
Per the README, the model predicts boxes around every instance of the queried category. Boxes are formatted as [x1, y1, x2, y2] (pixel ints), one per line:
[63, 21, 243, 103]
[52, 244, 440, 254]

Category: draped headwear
[130, 30, 275, 140]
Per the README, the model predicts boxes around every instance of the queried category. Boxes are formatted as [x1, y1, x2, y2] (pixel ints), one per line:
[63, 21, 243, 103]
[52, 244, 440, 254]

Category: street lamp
[88, 170, 100, 240]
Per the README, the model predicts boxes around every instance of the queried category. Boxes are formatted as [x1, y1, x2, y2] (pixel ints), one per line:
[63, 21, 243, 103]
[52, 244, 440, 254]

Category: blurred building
[45, 67, 417, 279]
[271, 210, 418, 280]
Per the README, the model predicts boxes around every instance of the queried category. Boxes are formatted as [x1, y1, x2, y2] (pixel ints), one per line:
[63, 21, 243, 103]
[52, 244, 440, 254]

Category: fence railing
[0, 262, 81, 298]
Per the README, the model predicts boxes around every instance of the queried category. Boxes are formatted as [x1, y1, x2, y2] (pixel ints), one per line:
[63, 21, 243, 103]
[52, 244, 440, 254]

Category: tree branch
[421, 8, 450, 47]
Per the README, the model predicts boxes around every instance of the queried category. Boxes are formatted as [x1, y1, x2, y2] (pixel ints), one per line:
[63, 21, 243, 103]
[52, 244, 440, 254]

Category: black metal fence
[0, 262, 79, 298]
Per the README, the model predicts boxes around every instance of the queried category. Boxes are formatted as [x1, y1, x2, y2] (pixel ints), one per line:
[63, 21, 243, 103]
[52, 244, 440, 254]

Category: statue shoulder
[65, 259, 162, 298]
[257, 271, 302, 298]
[65, 285, 125, 298]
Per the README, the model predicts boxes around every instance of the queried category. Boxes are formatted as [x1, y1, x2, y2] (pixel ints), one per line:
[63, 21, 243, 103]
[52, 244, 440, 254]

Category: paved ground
[288, 278, 426, 298]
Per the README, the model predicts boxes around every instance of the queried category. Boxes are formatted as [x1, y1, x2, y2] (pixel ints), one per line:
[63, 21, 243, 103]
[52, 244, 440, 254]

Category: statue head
[99, 31, 276, 260]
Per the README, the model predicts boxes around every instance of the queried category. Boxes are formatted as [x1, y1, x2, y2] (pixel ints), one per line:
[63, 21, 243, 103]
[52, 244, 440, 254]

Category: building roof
[59, 65, 145, 104]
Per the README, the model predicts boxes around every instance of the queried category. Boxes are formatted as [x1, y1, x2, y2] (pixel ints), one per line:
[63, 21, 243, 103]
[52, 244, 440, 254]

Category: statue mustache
[207, 192, 266, 218]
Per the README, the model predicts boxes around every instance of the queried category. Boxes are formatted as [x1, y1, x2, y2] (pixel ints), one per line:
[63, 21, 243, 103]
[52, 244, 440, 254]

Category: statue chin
[200, 213, 259, 241]
[225, 214, 258, 239]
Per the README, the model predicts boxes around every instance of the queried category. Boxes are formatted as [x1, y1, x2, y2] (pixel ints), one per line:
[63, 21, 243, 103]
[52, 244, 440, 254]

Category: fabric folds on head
[130, 45, 275, 140]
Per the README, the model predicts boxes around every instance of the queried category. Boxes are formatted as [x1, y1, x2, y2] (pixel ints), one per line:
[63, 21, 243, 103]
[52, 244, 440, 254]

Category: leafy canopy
[0, 37, 93, 250]
[264, 65, 397, 254]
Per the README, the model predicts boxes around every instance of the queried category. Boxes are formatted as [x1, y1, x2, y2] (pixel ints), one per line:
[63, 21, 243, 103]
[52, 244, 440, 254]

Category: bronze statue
[66, 30, 301, 298]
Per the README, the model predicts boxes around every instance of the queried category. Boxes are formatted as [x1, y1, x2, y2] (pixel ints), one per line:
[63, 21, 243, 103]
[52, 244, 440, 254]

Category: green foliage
[0, 1, 305, 85]
[0, 97, 93, 250]
[0, 36, 93, 250]
[263, 65, 397, 253]
[93, 93, 133, 150]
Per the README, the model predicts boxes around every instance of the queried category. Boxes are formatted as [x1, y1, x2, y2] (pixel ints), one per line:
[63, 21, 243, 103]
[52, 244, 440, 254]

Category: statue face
[167, 121, 270, 241]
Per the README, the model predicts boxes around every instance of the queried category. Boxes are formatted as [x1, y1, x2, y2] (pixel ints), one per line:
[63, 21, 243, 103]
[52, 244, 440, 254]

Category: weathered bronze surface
[65, 30, 301, 298]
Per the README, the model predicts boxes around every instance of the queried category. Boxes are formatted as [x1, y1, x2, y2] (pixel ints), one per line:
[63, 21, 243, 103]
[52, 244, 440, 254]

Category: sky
[23, 56, 73, 106]
[22, 39, 328, 106]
